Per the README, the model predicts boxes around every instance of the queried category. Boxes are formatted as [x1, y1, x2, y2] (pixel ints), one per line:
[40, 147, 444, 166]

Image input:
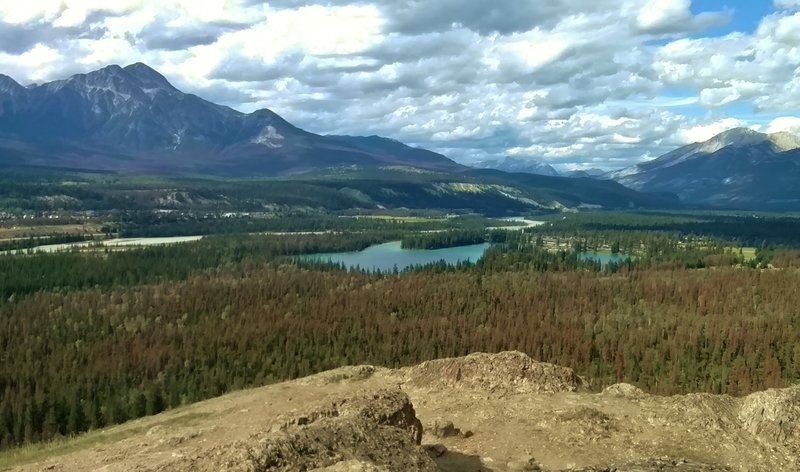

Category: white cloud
[503, 36, 570, 71]
[767, 116, 800, 134]
[182, 4, 384, 80]
[54, 1, 139, 27]
[699, 87, 741, 107]
[636, 0, 728, 33]
[654, 11, 800, 113]
[167, 0, 265, 24]
[676, 118, 748, 144]
[255, 5, 384, 57]
[775, 0, 800, 10]
[772, 9, 800, 44]
[636, 0, 692, 32]
[76, 36, 138, 67]
[0, 1, 63, 24]
[0, 43, 61, 81]
[0, 0, 795, 170]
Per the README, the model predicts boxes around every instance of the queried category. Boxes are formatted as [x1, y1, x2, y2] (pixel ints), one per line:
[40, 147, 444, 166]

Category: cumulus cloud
[767, 116, 800, 134]
[0, 44, 62, 82]
[635, 0, 728, 34]
[136, 21, 243, 51]
[775, 0, 800, 10]
[0, 0, 796, 170]
[699, 87, 742, 107]
[676, 118, 749, 144]
[654, 10, 800, 113]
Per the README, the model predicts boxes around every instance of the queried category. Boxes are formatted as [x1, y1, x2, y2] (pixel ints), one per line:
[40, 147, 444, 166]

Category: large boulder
[246, 389, 434, 471]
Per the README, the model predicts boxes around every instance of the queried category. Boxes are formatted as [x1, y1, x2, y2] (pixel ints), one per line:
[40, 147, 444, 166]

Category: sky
[1, 1, 800, 170]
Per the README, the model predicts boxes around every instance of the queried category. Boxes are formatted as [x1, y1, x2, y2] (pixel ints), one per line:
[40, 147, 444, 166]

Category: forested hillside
[1, 224, 799, 449]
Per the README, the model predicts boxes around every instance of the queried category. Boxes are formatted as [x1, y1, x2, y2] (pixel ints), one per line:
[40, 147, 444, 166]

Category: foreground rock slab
[4, 351, 799, 472]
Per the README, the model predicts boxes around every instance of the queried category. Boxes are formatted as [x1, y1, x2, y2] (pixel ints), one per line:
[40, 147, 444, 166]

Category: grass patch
[0, 426, 149, 470]
[0, 411, 211, 470]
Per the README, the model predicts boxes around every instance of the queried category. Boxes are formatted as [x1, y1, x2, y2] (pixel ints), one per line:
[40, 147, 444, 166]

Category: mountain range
[471, 157, 608, 180]
[0, 63, 678, 212]
[0, 63, 462, 176]
[612, 128, 800, 209]
[4, 63, 800, 210]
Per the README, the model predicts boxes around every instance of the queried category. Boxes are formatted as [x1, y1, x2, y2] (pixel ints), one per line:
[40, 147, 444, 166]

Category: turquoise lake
[297, 241, 491, 272]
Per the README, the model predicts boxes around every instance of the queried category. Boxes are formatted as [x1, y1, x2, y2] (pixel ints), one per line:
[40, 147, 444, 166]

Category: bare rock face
[666, 393, 740, 432]
[245, 389, 435, 472]
[399, 351, 582, 394]
[602, 383, 645, 398]
[738, 385, 800, 448]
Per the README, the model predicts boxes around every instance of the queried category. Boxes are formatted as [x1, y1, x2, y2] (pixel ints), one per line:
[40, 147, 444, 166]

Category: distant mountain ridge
[566, 168, 607, 179]
[0, 63, 463, 175]
[611, 128, 800, 209]
[0, 63, 681, 211]
[472, 156, 560, 176]
[472, 158, 609, 180]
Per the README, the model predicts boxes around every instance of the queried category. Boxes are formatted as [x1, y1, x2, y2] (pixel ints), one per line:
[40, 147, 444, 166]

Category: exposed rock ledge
[8, 351, 800, 472]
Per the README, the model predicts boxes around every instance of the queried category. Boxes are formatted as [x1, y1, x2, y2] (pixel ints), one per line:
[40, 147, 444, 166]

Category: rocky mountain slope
[472, 156, 561, 177]
[611, 128, 800, 209]
[5, 352, 797, 472]
[0, 64, 463, 176]
[0, 64, 680, 212]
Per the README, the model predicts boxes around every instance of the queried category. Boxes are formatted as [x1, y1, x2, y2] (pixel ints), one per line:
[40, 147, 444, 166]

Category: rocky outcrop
[738, 385, 800, 448]
[244, 389, 434, 471]
[398, 351, 582, 394]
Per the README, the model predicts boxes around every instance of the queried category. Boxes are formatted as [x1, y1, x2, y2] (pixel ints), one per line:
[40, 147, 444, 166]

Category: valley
[0, 27, 800, 472]
[1, 209, 799, 464]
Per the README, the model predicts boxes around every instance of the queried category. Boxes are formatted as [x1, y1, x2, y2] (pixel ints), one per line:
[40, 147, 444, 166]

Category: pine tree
[66, 393, 85, 436]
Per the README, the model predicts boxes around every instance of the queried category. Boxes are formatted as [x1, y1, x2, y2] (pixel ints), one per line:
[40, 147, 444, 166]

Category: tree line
[2, 259, 799, 449]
